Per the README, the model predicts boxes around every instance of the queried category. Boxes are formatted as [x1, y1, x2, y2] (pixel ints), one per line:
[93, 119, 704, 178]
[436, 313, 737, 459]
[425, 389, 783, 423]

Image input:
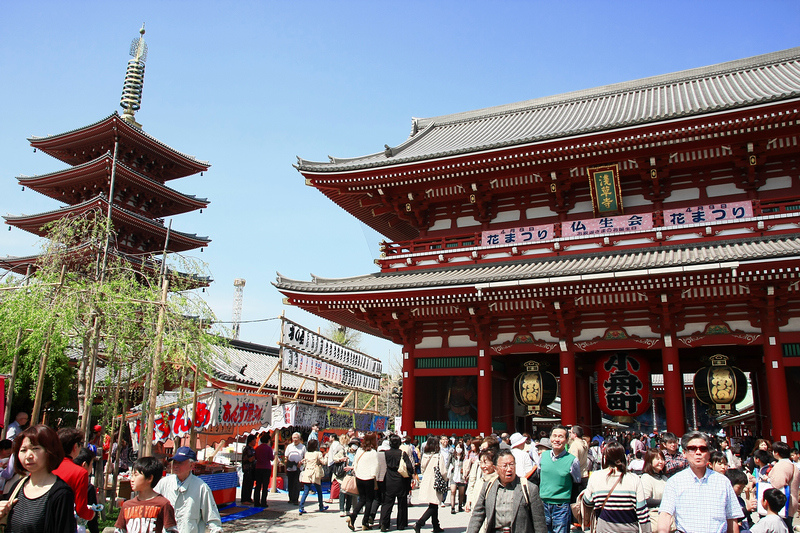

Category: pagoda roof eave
[28, 113, 210, 180]
[0, 242, 212, 288]
[17, 153, 209, 216]
[273, 235, 800, 296]
[296, 47, 800, 173]
[4, 196, 210, 254]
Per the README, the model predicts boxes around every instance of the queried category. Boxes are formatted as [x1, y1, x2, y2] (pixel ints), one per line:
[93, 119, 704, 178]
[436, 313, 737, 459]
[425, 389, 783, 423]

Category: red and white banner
[562, 213, 653, 238]
[129, 391, 272, 447]
[663, 201, 753, 226]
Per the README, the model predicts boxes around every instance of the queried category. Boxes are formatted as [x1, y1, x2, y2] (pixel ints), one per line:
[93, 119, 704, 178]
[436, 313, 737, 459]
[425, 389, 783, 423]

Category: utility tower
[232, 278, 246, 340]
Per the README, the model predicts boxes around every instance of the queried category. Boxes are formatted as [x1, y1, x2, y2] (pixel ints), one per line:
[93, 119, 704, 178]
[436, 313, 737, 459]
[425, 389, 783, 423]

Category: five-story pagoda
[2, 26, 210, 280]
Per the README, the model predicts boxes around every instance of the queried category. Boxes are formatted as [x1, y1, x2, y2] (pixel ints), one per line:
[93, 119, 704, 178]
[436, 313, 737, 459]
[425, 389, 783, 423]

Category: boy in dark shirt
[115, 457, 178, 533]
[726, 468, 754, 531]
[74, 447, 101, 533]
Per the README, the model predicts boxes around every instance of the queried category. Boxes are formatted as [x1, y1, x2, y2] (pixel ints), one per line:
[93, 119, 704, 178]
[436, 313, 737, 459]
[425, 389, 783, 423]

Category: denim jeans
[543, 501, 571, 533]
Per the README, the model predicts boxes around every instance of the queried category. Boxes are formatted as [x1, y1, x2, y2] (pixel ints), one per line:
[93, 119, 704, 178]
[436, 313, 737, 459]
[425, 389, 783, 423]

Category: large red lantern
[514, 361, 558, 415]
[594, 352, 650, 419]
[693, 354, 747, 414]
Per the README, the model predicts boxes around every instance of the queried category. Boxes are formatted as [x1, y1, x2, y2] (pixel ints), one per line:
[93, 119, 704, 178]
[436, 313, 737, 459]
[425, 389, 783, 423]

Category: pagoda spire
[120, 24, 148, 128]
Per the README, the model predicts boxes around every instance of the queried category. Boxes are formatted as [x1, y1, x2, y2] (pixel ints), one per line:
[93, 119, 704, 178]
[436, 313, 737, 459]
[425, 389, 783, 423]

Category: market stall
[126, 389, 273, 506]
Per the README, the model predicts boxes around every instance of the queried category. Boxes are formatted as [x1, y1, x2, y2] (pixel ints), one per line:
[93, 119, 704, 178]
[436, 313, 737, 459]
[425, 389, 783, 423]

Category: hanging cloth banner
[587, 164, 623, 217]
[128, 391, 272, 447]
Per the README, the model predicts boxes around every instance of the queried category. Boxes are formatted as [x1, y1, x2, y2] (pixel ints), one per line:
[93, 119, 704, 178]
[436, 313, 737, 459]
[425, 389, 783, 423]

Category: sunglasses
[685, 445, 709, 453]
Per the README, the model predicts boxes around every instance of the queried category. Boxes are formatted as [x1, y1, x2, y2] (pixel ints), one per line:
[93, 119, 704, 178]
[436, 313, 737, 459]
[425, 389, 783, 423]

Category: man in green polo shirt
[538, 425, 580, 533]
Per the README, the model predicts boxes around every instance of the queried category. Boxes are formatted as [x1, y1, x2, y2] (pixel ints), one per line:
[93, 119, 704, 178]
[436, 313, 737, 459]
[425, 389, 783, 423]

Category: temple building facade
[276, 48, 800, 444]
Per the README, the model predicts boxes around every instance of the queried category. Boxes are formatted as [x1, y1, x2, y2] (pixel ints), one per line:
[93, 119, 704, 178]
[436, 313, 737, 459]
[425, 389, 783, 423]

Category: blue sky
[1, 1, 798, 369]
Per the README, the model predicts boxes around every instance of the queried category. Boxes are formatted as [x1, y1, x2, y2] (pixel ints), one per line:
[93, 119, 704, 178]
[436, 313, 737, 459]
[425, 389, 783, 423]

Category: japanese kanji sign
[594, 352, 650, 417]
[587, 164, 623, 217]
[128, 391, 272, 447]
[481, 224, 555, 246]
[561, 213, 653, 238]
[663, 201, 753, 226]
[280, 318, 382, 393]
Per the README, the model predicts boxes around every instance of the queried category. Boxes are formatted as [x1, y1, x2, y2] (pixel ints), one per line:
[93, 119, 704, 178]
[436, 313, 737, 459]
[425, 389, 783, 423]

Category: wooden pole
[143, 275, 170, 457]
[3, 328, 23, 438]
[31, 323, 55, 425]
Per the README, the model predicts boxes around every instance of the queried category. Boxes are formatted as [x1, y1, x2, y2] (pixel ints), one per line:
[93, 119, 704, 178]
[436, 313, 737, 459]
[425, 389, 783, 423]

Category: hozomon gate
[275, 48, 800, 444]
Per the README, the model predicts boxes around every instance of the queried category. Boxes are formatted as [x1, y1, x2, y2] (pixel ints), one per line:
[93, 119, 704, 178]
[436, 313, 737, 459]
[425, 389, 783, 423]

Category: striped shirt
[583, 470, 650, 532]
[659, 467, 743, 533]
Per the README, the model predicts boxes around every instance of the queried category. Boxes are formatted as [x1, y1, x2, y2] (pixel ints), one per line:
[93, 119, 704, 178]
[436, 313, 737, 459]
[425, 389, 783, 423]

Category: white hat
[509, 432, 526, 448]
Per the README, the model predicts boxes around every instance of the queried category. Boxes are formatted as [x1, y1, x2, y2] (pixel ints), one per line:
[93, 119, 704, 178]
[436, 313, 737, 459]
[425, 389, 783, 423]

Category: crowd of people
[259, 424, 798, 533]
[0, 411, 222, 533]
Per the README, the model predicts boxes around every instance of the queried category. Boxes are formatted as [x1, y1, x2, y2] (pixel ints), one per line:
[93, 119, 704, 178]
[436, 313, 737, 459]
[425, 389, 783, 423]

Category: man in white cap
[155, 446, 222, 533]
[509, 432, 537, 480]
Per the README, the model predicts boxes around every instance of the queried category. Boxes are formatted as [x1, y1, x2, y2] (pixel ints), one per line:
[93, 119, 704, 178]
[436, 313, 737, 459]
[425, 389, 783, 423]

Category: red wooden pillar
[477, 343, 492, 436]
[661, 342, 685, 437]
[575, 364, 592, 429]
[762, 326, 791, 442]
[559, 347, 577, 426]
[401, 347, 415, 436]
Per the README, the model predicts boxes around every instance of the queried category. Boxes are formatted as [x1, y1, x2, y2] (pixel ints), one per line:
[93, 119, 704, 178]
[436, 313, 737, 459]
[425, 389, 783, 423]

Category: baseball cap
[171, 446, 197, 462]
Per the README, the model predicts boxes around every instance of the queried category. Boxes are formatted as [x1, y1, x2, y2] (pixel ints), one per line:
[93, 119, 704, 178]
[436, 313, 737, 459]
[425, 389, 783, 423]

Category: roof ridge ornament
[120, 24, 148, 128]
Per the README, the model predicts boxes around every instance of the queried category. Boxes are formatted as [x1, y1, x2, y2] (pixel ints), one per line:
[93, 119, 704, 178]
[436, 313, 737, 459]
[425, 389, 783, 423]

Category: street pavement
[226, 488, 472, 533]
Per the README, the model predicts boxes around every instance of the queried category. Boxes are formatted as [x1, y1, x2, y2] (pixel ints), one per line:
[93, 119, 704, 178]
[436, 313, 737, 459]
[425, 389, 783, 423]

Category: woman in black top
[0, 424, 77, 533]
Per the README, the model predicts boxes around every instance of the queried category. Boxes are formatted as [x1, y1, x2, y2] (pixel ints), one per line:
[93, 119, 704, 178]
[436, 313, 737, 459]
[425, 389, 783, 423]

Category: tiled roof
[274, 235, 800, 293]
[296, 47, 800, 172]
[207, 338, 346, 396]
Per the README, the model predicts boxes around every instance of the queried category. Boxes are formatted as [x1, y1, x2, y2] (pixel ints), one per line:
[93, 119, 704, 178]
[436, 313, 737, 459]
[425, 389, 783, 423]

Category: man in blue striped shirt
[657, 431, 743, 533]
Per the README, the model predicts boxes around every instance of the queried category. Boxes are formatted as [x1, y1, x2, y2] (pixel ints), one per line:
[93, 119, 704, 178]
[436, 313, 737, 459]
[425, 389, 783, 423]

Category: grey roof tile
[297, 48, 800, 172]
[274, 236, 800, 294]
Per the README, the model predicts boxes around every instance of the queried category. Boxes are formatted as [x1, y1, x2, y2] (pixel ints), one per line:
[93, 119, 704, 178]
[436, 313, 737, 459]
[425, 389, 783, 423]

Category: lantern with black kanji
[693, 354, 747, 414]
[594, 352, 650, 420]
[514, 361, 558, 415]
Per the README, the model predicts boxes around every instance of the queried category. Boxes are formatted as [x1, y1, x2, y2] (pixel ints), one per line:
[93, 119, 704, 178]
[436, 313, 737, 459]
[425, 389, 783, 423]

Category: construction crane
[232, 278, 246, 340]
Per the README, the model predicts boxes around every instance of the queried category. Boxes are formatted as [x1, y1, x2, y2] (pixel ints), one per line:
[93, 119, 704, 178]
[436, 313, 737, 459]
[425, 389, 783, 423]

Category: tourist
[0, 424, 76, 533]
[52, 427, 95, 522]
[657, 431, 742, 533]
[465, 446, 498, 514]
[309, 423, 320, 443]
[240, 434, 257, 504]
[116, 456, 177, 533]
[346, 432, 379, 531]
[539, 425, 580, 533]
[583, 440, 650, 533]
[568, 426, 589, 497]
[447, 442, 468, 513]
[74, 447, 101, 533]
[751, 488, 790, 533]
[298, 439, 328, 514]
[640, 449, 668, 532]
[509, 432, 536, 481]
[465, 449, 546, 533]
[709, 450, 729, 475]
[5, 413, 28, 441]
[155, 446, 222, 533]
[284, 432, 306, 505]
[659, 433, 687, 478]
[413, 436, 446, 533]
[252, 432, 274, 508]
[380, 434, 417, 532]
[726, 468, 755, 532]
[328, 433, 346, 505]
[765, 441, 799, 531]
[341, 437, 359, 517]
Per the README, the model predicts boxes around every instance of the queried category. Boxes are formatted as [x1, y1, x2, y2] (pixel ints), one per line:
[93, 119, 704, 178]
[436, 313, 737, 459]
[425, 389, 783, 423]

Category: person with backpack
[466, 449, 546, 533]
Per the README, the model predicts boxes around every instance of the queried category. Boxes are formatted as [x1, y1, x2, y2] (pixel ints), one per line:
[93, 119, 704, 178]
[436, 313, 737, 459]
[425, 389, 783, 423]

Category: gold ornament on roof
[120, 24, 148, 127]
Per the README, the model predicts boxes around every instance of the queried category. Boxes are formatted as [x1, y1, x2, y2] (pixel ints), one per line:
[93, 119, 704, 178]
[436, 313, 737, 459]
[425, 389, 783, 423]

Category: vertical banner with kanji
[587, 164, 623, 217]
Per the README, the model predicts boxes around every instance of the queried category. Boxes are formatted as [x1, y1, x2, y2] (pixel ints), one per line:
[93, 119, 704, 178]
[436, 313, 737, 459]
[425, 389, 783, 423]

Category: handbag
[341, 474, 359, 496]
[0, 477, 27, 532]
[331, 461, 346, 478]
[398, 451, 410, 478]
[433, 465, 448, 493]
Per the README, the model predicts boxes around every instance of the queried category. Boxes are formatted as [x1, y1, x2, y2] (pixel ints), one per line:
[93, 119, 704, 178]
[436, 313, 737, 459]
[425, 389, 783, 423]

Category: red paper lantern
[594, 352, 650, 418]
